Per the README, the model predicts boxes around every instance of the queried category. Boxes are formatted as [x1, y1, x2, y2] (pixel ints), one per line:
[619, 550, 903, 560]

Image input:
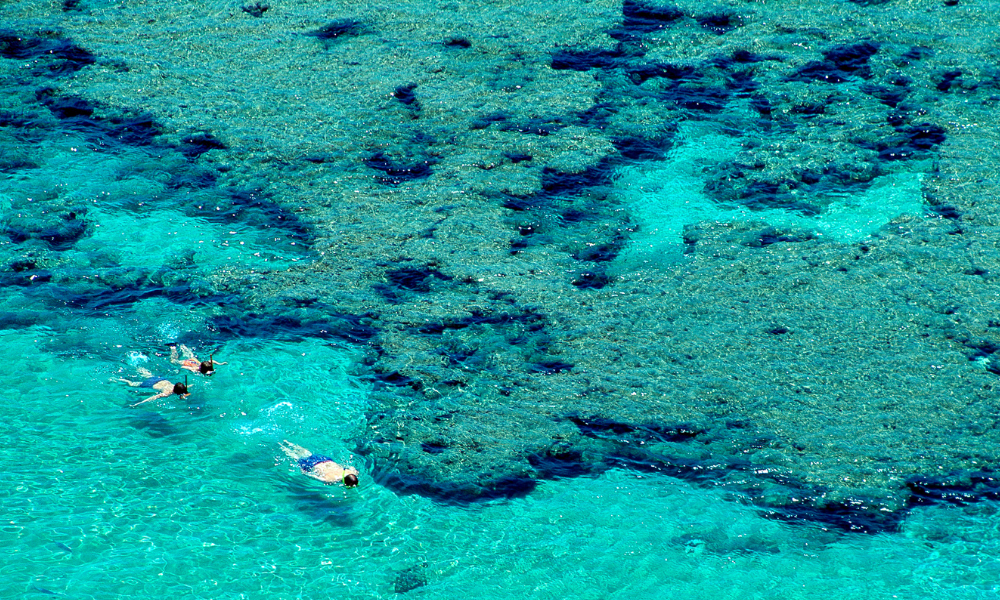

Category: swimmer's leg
[136, 367, 153, 378]
[119, 378, 141, 387]
[280, 440, 311, 460]
[179, 345, 197, 361]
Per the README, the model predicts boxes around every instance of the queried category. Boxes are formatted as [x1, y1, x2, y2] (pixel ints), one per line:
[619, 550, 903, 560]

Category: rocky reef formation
[5, 0, 1000, 531]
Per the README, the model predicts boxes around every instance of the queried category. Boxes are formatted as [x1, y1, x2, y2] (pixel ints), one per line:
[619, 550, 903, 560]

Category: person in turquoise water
[169, 343, 226, 375]
[280, 440, 360, 487]
[119, 367, 190, 406]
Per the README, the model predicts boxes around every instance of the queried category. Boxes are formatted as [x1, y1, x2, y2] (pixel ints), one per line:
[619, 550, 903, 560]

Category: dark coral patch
[860, 82, 909, 108]
[696, 12, 742, 35]
[570, 415, 703, 443]
[210, 312, 378, 344]
[384, 266, 452, 293]
[531, 360, 573, 374]
[788, 42, 880, 83]
[665, 84, 730, 112]
[528, 445, 592, 478]
[421, 441, 448, 454]
[540, 166, 607, 196]
[573, 237, 625, 262]
[375, 265, 452, 303]
[38, 90, 161, 148]
[443, 36, 471, 49]
[749, 94, 773, 116]
[504, 151, 533, 163]
[899, 46, 933, 65]
[196, 188, 311, 244]
[307, 19, 367, 41]
[906, 472, 1000, 507]
[241, 2, 269, 17]
[365, 463, 538, 504]
[0, 30, 95, 76]
[365, 152, 433, 184]
[617, 0, 684, 38]
[58, 280, 215, 310]
[179, 132, 227, 159]
[626, 62, 697, 84]
[873, 122, 947, 161]
[393, 564, 429, 594]
[935, 70, 963, 92]
[167, 168, 218, 190]
[3, 209, 89, 249]
[703, 164, 820, 215]
[470, 112, 507, 130]
[370, 370, 421, 390]
[414, 312, 542, 336]
[571, 270, 612, 289]
[392, 83, 419, 107]
[930, 204, 961, 220]
[551, 48, 626, 71]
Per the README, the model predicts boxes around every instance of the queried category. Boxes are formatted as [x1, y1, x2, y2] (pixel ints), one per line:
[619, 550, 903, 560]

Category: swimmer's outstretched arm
[131, 391, 168, 407]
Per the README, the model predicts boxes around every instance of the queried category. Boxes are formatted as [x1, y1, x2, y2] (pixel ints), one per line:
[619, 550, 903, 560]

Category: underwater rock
[0, 30, 95, 76]
[307, 19, 368, 42]
[365, 152, 434, 184]
[393, 83, 420, 107]
[179, 132, 227, 159]
[788, 42, 880, 83]
[37, 91, 161, 148]
[696, 12, 742, 35]
[393, 563, 429, 593]
[443, 36, 471, 49]
[617, 0, 684, 37]
[240, 2, 269, 17]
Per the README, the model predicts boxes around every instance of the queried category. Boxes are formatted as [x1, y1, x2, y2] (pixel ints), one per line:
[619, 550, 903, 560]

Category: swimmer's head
[173, 382, 189, 396]
[199, 361, 215, 375]
[344, 473, 359, 488]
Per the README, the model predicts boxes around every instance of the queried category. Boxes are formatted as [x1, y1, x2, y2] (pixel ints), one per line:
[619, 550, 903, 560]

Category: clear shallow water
[4, 0, 1000, 597]
[4, 320, 1000, 598]
[2, 129, 308, 273]
[615, 121, 926, 268]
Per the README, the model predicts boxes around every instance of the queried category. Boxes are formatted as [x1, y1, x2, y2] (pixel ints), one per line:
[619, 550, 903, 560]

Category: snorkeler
[280, 440, 360, 488]
[169, 343, 227, 375]
[119, 367, 190, 406]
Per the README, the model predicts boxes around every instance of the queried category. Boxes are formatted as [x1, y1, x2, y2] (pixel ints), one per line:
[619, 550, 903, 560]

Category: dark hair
[173, 383, 189, 395]
[344, 473, 359, 488]
[199, 361, 214, 374]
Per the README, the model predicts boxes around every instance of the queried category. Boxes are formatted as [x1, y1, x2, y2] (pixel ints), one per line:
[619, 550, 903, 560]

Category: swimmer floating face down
[170, 344, 227, 375]
[279, 440, 360, 487]
[119, 369, 191, 406]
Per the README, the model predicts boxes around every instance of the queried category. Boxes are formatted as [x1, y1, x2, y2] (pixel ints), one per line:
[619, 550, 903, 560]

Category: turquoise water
[615, 121, 926, 268]
[5, 322, 1000, 598]
[6, 0, 1000, 596]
